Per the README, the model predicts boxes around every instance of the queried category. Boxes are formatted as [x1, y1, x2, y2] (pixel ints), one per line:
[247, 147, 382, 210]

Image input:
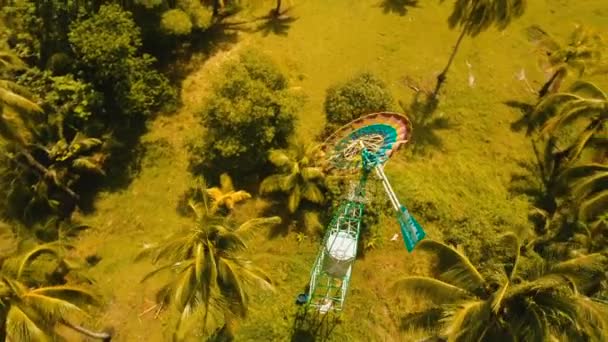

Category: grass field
[71, 0, 608, 340]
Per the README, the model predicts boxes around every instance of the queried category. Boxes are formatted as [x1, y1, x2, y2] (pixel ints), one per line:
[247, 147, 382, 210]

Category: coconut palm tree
[139, 183, 280, 340]
[526, 24, 606, 98]
[206, 173, 251, 214]
[525, 81, 607, 216]
[433, 0, 527, 97]
[0, 241, 111, 341]
[393, 238, 608, 341]
[260, 143, 325, 214]
[0, 276, 111, 341]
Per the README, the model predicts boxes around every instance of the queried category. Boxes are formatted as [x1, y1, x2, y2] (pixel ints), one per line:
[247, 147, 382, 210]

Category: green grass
[70, 0, 608, 340]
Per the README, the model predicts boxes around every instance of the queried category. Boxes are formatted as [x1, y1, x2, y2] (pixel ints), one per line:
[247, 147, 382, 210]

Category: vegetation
[526, 25, 607, 98]
[260, 143, 325, 214]
[324, 72, 393, 134]
[394, 238, 608, 341]
[191, 49, 300, 176]
[138, 183, 279, 339]
[0, 0, 605, 341]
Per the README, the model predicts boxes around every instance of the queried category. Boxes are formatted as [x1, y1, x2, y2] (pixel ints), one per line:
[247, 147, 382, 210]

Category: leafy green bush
[68, 4, 176, 118]
[192, 49, 300, 175]
[17, 68, 104, 134]
[161, 9, 193, 36]
[324, 72, 394, 133]
[68, 5, 141, 83]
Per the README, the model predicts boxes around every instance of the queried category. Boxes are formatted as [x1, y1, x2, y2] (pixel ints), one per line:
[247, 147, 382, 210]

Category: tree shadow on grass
[377, 0, 419, 16]
[505, 100, 537, 136]
[400, 93, 455, 155]
[254, 13, 298, 37]
[291, 306, 341, 342]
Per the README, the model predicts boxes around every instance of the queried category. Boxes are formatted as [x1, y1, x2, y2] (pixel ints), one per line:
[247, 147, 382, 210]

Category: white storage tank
[323, 231, 357, 277]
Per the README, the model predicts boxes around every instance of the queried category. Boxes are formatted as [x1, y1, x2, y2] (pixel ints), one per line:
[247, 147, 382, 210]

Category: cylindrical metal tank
[323, 231, 357, 277]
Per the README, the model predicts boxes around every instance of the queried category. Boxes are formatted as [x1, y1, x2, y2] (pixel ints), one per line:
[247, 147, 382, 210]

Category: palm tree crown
[393, 237, 608, 341]
[206, 173, 251, 214]
[139, 183, 280, 339]
[260, 143, 325, 213]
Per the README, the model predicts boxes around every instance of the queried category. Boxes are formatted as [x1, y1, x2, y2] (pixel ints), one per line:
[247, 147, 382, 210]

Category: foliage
[206, 173, 252, 214]
[441, 0, 527, 37]
[175, 0, 214, 31]
[17, 68, 104, 134]
[522, 81, 608, 252]
[394, 238, 608, 341]
[193, 49, 299, 175]
[526, 24, 607, 97]
[324, 72, 393, 133]
[68, 4, 176, 118]
[68, 4, 141, 83]
[161, 9, 193, 36]
[260, 143, 326, 214]
[138, 181, 279, 339]
[0, 241, 108, 341]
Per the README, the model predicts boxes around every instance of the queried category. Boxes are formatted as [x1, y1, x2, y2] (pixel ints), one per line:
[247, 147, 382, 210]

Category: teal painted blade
[398, 206, 426, 252]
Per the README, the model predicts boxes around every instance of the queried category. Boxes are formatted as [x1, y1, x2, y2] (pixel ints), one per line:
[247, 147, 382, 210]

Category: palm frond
[268, 149, 291, 168]
[236, 216, 282, 239]
[417, 240, 486, 295]
[569, 80, 608, 100]
[288, 183, 301, 213]
[571, 171, 608, 202]
[301, 167, 324, 180]
[0, 81, 43, 113]
[557, 163, 608, 184]
[573, 296, 608, 341]
[227, 191, 252, 208]
[301, 182, 324, 204]
[392, 276, 474, 305]
[6, 305, 51, 342]
[491, 282, 510, 314]
[141, 261, 191, 283]
[29, 285, 97, 305]
[17, 243, 65, 279]
[259, 175, 285, 194]
[219, 173, 235, 193]
[579, 190, 608, 222]
[206, 188, 224, 203]
[498, 232, 521, 280]
[217, 258, 248, 318]
[172, 265, 196, 312]
[442, 300, 491, 342]
[540, 101, 604, 137]
[69, 134, 102, 152]
[550, 253, 608, 294]
[72, 157, 105, 175]
[22, 292, 85, 323]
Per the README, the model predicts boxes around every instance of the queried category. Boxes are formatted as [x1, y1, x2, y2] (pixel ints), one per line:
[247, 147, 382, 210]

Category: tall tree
[139, 182, 280, 340]
[393, 238, 608, 341]
[260, 143, 325, 214]
[433, 0, 527, 97]
[526, 25, 606, 98]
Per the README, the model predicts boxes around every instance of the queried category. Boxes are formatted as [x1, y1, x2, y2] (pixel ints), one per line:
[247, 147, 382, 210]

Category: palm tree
[526, 25, 606, 98]
[139, 184, 280, 340]
[0, 242, 111, 341]
[433, 0, 526, 97]
[393, 237, 608, 341]
[260, 143, 325, 214]
[0, 277, 111, 341]
[206, 173, 251, 214]
[526, 81, 607, 214]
